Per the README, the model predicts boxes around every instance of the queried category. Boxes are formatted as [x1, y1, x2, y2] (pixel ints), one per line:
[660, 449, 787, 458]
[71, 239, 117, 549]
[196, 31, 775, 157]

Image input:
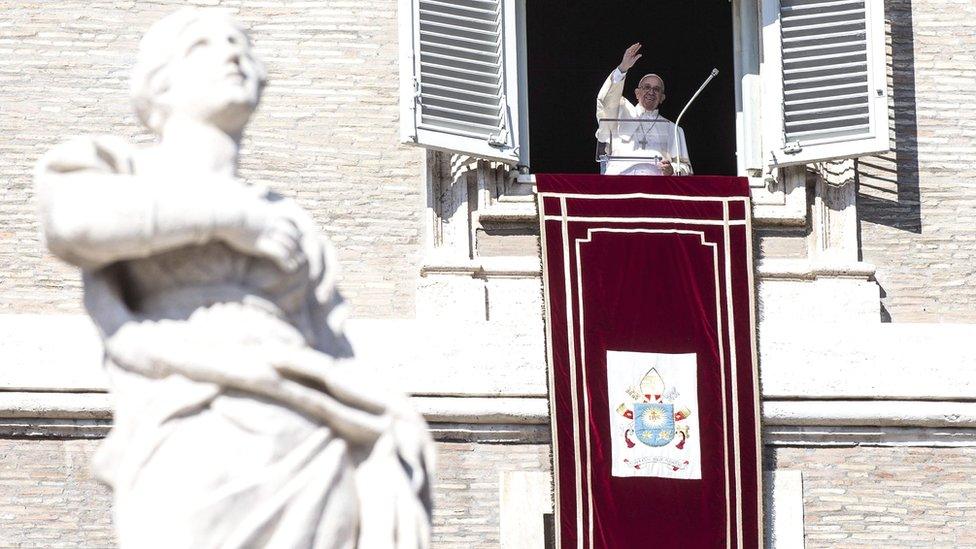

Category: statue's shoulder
[36, 135, 136, 178]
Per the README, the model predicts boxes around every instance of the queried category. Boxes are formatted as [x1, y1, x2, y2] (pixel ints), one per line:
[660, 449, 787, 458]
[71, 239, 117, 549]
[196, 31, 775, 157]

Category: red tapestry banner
[537, 174, 763, 549]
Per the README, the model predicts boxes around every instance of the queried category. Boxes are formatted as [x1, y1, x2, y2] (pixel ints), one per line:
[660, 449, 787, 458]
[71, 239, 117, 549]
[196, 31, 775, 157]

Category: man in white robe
[596, 43, 692, 176]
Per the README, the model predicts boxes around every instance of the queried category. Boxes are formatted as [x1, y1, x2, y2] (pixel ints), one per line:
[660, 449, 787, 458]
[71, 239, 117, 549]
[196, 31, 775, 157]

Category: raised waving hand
[618, 42, 642, 73]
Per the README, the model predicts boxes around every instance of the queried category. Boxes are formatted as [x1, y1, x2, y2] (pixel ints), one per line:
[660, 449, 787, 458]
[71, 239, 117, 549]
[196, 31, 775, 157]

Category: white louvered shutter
[398, 0, 526, 165]
[763, 0, 889, 167]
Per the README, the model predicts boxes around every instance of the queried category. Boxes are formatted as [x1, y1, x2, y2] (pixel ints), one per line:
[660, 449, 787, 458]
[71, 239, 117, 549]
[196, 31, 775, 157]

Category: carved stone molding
[750, 166, 808, 227]
[809, 158, 863, 266]
[424, 151, 527, 261]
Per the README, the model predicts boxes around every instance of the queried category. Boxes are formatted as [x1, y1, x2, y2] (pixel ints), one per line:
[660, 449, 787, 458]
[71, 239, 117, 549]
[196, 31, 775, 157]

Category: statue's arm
[86, 260, 383, 445]
[38, 171, 229, 270]
[102, 314, 388, 445]
[36, 137, 302, 271]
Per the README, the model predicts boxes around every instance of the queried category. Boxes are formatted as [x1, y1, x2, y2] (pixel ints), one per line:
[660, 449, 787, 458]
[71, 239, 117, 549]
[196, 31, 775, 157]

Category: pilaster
[758, 160, 880, 326]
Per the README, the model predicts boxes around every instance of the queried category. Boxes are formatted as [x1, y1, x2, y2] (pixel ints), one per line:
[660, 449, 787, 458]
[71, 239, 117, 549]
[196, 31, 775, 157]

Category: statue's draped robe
[37, 137, 433, 549]
[595, 69, 692, 176]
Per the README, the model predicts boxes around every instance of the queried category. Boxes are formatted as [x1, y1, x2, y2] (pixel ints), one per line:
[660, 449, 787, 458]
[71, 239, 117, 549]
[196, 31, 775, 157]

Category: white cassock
[595, 68, 692, 176]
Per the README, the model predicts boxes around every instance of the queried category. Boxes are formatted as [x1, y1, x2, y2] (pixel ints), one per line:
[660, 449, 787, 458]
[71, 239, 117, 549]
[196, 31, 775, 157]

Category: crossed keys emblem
[616, 367, 692, 451]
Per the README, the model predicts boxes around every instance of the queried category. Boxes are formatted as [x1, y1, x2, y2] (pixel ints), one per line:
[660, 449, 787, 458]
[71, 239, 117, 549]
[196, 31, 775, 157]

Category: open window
[399, 0, 737, 176]
[398, 0, 888, 175]
[398, 0, 529, 165]
[761, 0, 889, 167]
[524, 0, 737, 175]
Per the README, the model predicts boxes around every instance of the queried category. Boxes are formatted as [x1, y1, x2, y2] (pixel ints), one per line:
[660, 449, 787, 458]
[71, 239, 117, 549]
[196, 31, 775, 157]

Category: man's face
[635, 75, 666, 111]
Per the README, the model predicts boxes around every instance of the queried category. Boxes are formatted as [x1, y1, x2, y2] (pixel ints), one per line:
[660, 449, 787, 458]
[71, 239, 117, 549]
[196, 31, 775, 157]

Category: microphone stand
[672, 68, 719, 176]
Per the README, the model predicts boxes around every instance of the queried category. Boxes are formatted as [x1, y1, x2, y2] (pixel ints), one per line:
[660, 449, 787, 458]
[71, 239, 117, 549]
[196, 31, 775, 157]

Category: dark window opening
[525, 0, 736, 176]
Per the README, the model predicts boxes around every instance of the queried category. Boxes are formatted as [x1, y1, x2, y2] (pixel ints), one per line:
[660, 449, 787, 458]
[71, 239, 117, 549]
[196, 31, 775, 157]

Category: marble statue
[34, 9, 434, 549]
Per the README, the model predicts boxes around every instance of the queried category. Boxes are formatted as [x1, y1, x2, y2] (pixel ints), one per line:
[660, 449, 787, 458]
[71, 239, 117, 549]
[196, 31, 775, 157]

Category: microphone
[672, 68, 719, 175]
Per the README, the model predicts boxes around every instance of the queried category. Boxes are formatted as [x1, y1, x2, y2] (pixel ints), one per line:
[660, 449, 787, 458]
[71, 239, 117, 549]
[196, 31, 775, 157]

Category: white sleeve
[596, 70, 627, 142]
[611, 68, 626, 83]
[675, 127, 693, 175]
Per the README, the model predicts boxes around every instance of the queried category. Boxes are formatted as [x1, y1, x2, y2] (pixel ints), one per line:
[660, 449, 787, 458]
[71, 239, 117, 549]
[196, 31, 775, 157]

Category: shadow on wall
[878, 283, 892, 322]
[856, 0, 921, 234]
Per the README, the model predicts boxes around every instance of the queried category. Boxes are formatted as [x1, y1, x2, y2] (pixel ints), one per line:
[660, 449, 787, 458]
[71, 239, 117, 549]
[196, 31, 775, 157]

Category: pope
[596, 43, 692, 176]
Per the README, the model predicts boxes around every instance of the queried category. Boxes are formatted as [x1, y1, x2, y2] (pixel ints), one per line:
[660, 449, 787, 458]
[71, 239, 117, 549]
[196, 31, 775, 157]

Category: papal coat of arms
[634, 402, 676, 447]
[607, 352, 702, 479]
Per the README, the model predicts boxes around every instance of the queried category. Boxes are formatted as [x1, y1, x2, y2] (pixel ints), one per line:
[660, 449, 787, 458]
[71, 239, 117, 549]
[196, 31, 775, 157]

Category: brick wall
[4, 439, 976, 548]
[3, 0, 972, 321]
[768, 446, 976, 548]
[856, 0, 976, 322]
[0, 438, 552, 549]
[0, 0, 423, 318]
[432, 443, 551, 548]
[0, 439, 114, 548]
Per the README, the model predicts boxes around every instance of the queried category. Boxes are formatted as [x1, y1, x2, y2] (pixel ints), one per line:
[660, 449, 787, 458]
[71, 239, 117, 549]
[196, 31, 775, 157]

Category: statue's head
[131, 9, 267, 137]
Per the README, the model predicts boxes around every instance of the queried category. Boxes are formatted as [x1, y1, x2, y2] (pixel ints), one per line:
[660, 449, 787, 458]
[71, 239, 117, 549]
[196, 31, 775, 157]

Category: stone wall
[856, 0, 976, 322]
[4, 438, 976, 548]
[0, 439, 114, 548]
[0, 438, 552, 549]
[433, 442, 551, 547]
[768, 446, 976, 548]
[4, 0, 972, 323]
[0, 0, 423, 318]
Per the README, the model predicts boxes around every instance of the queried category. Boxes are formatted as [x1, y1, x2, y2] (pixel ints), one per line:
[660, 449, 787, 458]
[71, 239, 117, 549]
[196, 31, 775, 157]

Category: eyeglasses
[637, 85, 664, 93]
